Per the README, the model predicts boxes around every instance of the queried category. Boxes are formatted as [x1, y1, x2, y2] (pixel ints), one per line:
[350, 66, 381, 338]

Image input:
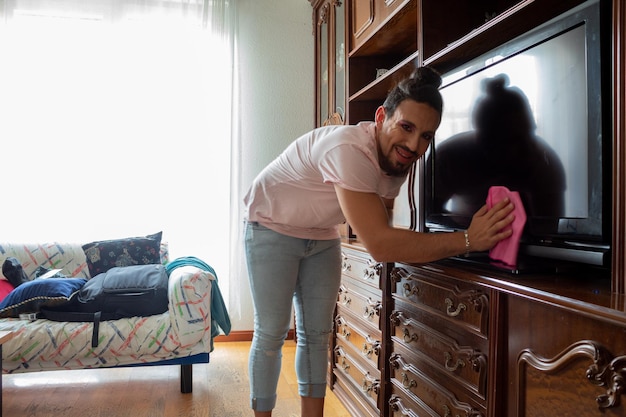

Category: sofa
[0, 232, 231, 394]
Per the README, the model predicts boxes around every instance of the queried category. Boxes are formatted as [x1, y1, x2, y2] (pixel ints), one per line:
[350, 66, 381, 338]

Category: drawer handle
[361, 377, 380, 394]
[341, 253, 351, 271]
[401, 372, 417, 389]
[362, 340, 380, 358]
[363, 300, 381, 319]
[445, 297, 466, 317]
[340, 357, 350, 371]
[403, 282, 419, 297]
[362, 343, 373, 357]
[361, 379, 372, 393]
[363, 261, 381, 280]
[403, 327, 418, 343]
[444, 351, 466, 372]
[341, 326, 351, 340]
[341, 294, 351, 305]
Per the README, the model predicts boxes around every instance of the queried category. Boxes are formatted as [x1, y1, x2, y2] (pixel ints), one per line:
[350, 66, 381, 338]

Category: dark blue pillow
[0, 278, 87, 318]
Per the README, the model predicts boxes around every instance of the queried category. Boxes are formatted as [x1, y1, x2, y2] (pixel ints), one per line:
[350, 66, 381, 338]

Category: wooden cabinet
[332, 246, 385, 417]
[384, 261, 626, 417]
[311, 0, 346, 126]
[308, 0, 626, 415]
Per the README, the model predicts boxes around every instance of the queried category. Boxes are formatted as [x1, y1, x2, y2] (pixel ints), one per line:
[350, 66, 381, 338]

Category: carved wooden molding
[318, 2, 330, 26]
[518, 340, 626, 410]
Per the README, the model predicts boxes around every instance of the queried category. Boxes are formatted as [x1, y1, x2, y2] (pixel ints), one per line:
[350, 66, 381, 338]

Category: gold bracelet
[463, 230, 471, 256]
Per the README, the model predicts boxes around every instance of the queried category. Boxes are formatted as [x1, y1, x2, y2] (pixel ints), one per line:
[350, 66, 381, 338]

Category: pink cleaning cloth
[486, 186, 527, 267]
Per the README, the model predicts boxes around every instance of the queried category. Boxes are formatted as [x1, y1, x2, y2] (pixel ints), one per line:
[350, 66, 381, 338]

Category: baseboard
[214, 329, 295, 343]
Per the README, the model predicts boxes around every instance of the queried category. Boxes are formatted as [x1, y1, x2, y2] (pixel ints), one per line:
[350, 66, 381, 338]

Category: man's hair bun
[382, 65, 444, 117]
[411, 66, 442, 89]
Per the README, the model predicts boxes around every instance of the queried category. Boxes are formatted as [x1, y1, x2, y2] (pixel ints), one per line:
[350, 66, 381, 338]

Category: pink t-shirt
[244, 122, 407, 240]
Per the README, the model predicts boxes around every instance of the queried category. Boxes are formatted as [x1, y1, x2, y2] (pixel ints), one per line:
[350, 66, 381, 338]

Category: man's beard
[379, 155, 412, 177]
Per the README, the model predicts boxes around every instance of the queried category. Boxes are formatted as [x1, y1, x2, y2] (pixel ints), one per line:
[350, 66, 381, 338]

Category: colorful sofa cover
[0, 241, 230, 393]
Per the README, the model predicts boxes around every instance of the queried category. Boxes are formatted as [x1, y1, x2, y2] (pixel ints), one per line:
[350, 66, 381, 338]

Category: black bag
[42, 264, 169, 347]
[2, 257, 30, 288]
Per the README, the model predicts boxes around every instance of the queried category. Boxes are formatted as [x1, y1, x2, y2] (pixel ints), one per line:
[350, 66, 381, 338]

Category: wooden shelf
[423, 0, 587, 74]
[349, 51, 419, 102]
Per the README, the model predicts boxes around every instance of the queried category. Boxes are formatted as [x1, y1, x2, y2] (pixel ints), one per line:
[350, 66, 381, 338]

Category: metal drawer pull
[362, 339, 381, 357]
[363, 260, 381, 280]
[340, 357, 350, 371]
[402, 282, 419, 297]
[364, 300, 381, 319]
[445, 297, 466, 317]
[444, 351, 465, 372]
[341, 253, 351, 272]
[361, 377, 380, 394]
[341, 326, 351, 339]
[361, 380, 372, 393]
[403, 327, 418, 343]
[362, 343, 373, 357]
[401, 372, 417, 389]
[341, 294, 351, 305]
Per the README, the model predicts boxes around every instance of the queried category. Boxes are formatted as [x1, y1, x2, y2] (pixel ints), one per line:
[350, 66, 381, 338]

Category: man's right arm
[334, 185, 515, 264]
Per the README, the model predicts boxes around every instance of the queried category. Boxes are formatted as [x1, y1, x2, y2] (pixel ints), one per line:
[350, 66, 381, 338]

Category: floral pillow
[82, 232, 163, 277]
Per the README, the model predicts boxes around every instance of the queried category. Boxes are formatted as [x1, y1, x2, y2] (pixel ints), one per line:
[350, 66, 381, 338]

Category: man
[243, 67, 514, 417]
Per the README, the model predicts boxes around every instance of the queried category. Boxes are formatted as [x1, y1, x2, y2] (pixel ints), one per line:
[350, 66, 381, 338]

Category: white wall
[233, 0, 314, 331]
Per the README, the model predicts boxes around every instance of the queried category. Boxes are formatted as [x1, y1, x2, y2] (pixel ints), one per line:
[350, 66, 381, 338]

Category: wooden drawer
[389, 377, 485, 417]
[337, 281, 382, 330]
[390, 265, 489, 336]
[341, 247, 383, 291]
[335, 313, 382, 370]
[389, 306, 488, 397]
[389, 388, 431, 417]
[334, 371, 380, 417]
[334, 345, 381, 411]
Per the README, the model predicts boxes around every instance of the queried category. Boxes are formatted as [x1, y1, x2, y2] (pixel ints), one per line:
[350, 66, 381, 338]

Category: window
[0, 1, 233, 281]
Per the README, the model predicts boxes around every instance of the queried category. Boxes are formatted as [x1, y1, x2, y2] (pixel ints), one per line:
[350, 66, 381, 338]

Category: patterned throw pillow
[82, 232, 163, 277]
[0, 278, 87, 318]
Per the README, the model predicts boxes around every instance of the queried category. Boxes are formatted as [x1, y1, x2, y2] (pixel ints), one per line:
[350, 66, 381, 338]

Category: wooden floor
[2, 340, 351, 417]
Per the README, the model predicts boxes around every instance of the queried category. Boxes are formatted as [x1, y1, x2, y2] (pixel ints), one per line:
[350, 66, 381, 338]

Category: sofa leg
[180, 364, 193, 393]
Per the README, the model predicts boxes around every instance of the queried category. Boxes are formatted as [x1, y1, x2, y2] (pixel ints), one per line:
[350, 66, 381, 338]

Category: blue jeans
[244, 221, 342, 412]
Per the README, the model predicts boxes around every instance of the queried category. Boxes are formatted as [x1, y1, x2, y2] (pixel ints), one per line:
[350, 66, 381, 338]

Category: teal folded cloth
[166, 256, 232, 351]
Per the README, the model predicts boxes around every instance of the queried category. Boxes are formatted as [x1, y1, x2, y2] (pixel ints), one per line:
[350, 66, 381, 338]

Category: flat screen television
[423, 0, 611, 272]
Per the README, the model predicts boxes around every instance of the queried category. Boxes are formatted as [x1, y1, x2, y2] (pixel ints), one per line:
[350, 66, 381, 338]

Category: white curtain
[0, 0, 238, 313]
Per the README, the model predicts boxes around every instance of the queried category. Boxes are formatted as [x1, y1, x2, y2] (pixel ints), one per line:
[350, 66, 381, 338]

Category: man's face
[375, 99, 441, 177]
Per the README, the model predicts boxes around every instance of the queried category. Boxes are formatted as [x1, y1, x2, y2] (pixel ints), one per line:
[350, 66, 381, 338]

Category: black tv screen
[424, 0, 610, 268]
